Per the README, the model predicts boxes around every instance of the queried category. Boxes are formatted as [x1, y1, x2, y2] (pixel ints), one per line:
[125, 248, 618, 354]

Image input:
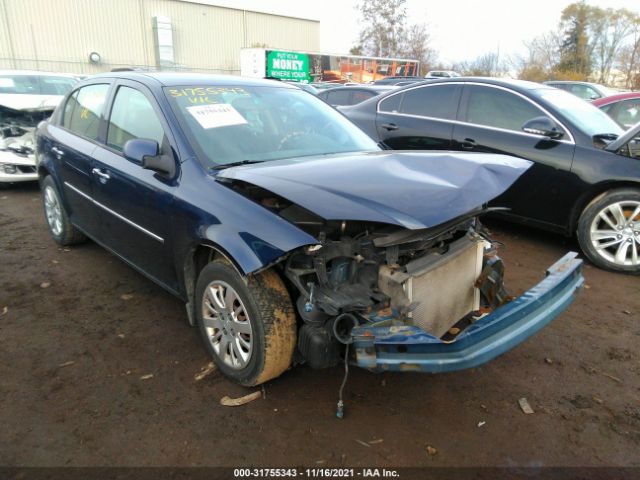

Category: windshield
[534, 88, 623, 137]
[164, 85, 378, 167]
[0, 75, 78, 96]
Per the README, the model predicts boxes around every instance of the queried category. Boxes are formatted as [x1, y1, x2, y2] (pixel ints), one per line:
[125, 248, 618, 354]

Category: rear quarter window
[378, 93, 402, 113]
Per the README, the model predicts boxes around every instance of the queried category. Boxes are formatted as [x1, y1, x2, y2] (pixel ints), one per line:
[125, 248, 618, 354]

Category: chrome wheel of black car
[201, 280, 253, 370]
[589, 200, 640, 266]
[578, 189, 640, 274]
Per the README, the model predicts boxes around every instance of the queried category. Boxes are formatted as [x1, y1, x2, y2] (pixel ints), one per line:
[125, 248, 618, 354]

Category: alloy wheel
[589, 200, 640, 267]
[201, 280, 253, 369]
[44, 185, 63, 236]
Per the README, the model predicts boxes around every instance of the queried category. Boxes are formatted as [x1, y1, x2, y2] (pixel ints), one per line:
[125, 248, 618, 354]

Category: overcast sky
[204, 0, 640, 64]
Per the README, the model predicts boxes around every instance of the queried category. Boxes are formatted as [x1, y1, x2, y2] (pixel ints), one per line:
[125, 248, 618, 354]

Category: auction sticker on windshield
[187, 103, 248, 129]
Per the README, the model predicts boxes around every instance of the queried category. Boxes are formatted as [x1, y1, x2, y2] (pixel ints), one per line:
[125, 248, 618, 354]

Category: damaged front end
[0, 104, 51, 182]
[283, 214, 582, 372]
[221, 177, 583, 373]
[216, 152, 583, 373]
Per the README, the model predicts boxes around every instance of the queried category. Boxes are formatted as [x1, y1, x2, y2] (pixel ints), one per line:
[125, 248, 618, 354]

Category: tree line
[352, 0, 640, 89]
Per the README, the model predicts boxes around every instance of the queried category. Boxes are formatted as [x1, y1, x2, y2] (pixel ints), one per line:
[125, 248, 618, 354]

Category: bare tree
[356, 0, 407, 58]
[590, 7, 636, 83]
[453, 52, 507, 77]
[513, 31, 563, 81]
[401, 23, 437, 74]
[617, 16, 640, 89]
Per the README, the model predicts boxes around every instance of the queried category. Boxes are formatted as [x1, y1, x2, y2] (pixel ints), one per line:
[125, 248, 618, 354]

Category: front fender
[171, 164, 320, 282]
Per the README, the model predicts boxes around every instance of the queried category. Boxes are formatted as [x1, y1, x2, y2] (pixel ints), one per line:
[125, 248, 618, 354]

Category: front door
[91, 81, 178, 290]
[453, 84, 577, 228]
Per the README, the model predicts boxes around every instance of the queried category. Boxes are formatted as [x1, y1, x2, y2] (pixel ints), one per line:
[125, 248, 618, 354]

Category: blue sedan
[35, 73, 583, 386]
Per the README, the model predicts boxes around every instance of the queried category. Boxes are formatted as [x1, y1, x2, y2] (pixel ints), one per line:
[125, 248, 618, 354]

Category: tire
[195, 260, 297, 386]
[577, 188, 640, 274]
[41, 175, 86, 246]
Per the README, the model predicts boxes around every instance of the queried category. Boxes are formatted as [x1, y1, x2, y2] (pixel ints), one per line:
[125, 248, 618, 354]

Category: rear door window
[397, 84, 459, 119]
[62, 84, 110, 141]
[569, 84, 599, 100]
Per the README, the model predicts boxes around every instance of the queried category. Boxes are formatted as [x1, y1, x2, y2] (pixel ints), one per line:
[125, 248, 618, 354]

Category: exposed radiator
[379, 235, 486, 338]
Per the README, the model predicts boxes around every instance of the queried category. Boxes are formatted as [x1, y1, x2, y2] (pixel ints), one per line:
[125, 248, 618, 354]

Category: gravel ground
[1, 182, 639, 468]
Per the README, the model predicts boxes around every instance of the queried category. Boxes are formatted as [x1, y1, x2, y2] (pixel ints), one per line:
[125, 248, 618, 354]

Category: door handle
[51, 146, 64, 158]
[380, 123, 399, 131]
[460, 138, 476, 150]
[91, 168, 111, 182]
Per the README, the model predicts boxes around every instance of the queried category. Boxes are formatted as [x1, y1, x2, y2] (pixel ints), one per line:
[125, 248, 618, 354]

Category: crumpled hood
[217, 151, 532, 230]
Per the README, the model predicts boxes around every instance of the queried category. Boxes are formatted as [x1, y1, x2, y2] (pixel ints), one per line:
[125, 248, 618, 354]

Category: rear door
[47, 82, 111, 236]
[375, 83, 461, 150]
[91, 80, 179, 290]
[453, 83, 577, 228]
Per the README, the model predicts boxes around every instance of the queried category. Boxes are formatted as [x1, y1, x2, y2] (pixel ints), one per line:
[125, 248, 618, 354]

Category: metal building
[0, 0, 320, 74]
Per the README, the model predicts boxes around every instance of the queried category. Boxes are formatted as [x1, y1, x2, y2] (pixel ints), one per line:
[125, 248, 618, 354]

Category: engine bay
[223, 178, 513, 369]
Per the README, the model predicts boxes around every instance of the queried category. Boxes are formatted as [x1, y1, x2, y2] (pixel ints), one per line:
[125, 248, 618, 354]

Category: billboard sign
[266, 50, 311, 82]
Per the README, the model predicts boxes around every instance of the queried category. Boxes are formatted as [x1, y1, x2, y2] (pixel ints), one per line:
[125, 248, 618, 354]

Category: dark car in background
[373, 76, 423, 86]
[35, 72, 582, 386]
[317, 85, 395, 106]
[543, 80, 617, 101]
[593, 92, 640, 129]
[342, 78, 640, 274]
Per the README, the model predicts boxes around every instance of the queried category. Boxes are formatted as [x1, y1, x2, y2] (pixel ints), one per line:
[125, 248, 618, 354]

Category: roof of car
[543, 80, 597, 85]
[321, 85, 394, 92]
[592, 91, 640, 106]
[397, 77, 551, 92]
[88, 72, 297, 89]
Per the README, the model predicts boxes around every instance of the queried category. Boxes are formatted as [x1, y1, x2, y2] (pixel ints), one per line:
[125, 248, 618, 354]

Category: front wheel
[577, 188, 640, 274]
[195, 260, 296, 386]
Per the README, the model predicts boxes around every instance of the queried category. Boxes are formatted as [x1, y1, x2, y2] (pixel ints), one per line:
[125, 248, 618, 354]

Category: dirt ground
[1, 182, 639, 468]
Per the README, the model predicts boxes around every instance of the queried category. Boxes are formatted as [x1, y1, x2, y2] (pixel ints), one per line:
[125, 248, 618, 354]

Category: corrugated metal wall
[0, 0, 319, 74]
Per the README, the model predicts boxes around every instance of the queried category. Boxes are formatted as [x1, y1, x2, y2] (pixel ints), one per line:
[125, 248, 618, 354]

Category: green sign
[266, 50, 310, 82]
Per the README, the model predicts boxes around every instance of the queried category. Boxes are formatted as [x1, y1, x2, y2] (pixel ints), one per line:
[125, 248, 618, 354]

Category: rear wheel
[41, 175, 86, 246]
[577, 188, 640, 274]
[195, 260, 296, 386]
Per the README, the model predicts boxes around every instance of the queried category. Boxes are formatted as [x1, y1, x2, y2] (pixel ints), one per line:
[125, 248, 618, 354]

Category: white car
[425, 70, 461, 78]
[0, 70, 78, 183]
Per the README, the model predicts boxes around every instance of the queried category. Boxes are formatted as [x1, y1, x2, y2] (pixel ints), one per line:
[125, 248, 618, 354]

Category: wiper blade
[210, 159, 265, 171]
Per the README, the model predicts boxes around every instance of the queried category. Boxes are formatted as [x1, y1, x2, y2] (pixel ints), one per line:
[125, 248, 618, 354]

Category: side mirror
[123, 138, 159, 164]
[522, 117, 564, 140]
[123, 138, 176, 177]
